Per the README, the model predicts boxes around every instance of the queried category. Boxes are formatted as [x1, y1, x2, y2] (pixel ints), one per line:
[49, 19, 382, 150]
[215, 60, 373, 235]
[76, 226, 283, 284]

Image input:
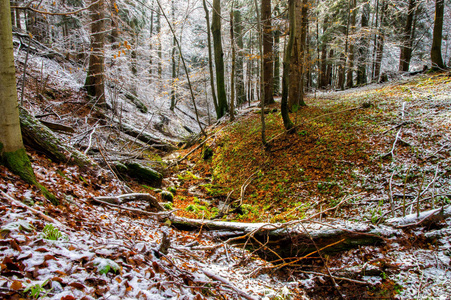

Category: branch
[12, 0, 101, 16]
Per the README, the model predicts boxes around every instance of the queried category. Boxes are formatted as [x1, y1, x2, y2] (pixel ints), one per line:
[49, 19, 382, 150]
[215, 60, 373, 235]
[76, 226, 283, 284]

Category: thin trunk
[371, 0, 380, 79]
[254, 0, 266, 144]
[212, 0, 228, 118]
[170, 0, 176, 111]
[356, 3, 369, 85]
[203, 0, 219, 116]
[262, 0, 274, 105]
[149, 0, 154, 80]
[156, 7, 162, 80]
[298, 0, 308, 106]
[431, 0, 445, 70]
[230, 8, 236, 122]
[281, 0, 295, 130]
[273, 4, 281, 95]
[234, 4, 246, 105]
[373, 0, 387, 82]
[346, 0, 356, 88]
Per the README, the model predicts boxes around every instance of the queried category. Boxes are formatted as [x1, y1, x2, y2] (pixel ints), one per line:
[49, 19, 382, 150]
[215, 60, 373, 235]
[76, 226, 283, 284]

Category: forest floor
[1, 70, 451, 299]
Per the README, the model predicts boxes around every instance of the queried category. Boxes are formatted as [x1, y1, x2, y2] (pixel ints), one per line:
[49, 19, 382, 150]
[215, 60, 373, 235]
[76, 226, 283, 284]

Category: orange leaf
[10, 280, 22, 291]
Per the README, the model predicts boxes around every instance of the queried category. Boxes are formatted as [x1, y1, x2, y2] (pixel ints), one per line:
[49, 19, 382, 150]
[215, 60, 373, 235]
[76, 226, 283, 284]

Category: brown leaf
[61, 296, 76, 300]
[10, 280, 23, 291]
[68, 282, 85, 290]
[44, 254, 57, 261]
[10, 239, 21, 252]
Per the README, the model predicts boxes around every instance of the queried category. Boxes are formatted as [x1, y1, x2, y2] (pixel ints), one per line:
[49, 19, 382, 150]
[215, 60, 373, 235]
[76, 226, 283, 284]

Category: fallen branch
[93, 193, 165, 211]
[202, 269, 258, 300]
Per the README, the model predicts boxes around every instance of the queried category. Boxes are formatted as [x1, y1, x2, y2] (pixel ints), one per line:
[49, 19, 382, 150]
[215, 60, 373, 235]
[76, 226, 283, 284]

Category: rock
[161, 191, 174, 202]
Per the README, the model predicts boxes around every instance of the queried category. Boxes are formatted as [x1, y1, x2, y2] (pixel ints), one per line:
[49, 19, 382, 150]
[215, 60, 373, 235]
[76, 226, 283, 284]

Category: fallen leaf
[10, 280, 23, 290]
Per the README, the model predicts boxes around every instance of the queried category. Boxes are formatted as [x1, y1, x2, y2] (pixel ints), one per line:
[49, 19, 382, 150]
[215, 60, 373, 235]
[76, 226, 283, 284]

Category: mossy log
[124, 93, 148, 113]
[113, 161, 163, 187]
[19, 107, 95, 168]
[116, 122, 176, 152]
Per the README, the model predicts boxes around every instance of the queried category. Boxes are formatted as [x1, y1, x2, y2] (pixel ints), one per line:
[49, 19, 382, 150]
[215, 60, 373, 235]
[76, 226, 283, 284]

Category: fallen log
[93, 193, 165, 212]
[19, 107, 95, 169]
[168, 216, 397, 260]
[116, 122, 176, 152]
[113, 161, 163, 187]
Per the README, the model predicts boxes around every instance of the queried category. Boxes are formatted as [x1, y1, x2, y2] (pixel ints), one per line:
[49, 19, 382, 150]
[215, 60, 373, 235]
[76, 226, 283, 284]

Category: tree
[346, 0, 356, 88]
[399, 0, 417, 72]
[430, 0, 446, 70]
[203, 0, 219, 116]
[233, 2, 246, 105]
[85, 0, 106, 105]
[372, 0, 387, 82]
[356, 2, 369, 85]
[212, 0, 228, 118]
[0, 0, 57, 204]
[281, 0, 295, 130]
[262, 0, 274, 105]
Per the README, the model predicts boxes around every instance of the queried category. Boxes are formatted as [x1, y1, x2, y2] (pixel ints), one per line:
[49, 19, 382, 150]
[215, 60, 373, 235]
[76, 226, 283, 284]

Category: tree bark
[281, 0, 295, 130]
[203, 0, 219, 116]
[346, 0, 357, 88]
[233, 5, 246, 105]
[212, 0, 228, 118]
[230, 8, 236, 122]
[431, 0, 445, 70]
[84, 0, 106, 105]
[356, 3, 369, 85]
[262, 0, 274, 105]
[373, 0, 387, 82]
[399, 0, 416, 72]
[273, 6, 281, 96]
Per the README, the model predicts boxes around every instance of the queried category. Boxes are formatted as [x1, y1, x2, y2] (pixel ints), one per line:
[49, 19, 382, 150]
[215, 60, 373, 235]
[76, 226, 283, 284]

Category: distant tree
[212, 0, 228, 118]
[346, 0, 356, 88]
[85, 0, 106, 105]
[273, 4, 281, 96]
[372, 0, 387, 82]
[431, 0, 446, 70]
[0, 0, 56, 204]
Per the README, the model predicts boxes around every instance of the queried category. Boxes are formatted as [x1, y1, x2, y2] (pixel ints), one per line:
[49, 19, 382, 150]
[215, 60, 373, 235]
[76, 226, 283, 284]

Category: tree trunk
[288, 0, 303, 109]
[262, 0, 274, 105]
[273, 5, 281, 96]
[281, 0, 295, 130]
[431, 0, 445, 70]
[230, 8, 236, 122]
[298, 0, 308, 106]
[234, 5, 246, 105]
[0, 1, 57, 204]
[203, 0, 219, 116]
[346, 0, 356, 88]
[356, 3, 369, 85]
[85, 0, 106, 105]
[212, 0, 228, 118]
[373, 0, 387, 82]
[156, 7, 162, 80]
[399, 0, 416, 72]
[170, 0, 177, 111]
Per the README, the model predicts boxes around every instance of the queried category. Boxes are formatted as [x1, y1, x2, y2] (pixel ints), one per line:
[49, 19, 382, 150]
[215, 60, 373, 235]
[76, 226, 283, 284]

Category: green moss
[161, 190, 174, 202]
[1, 147, 58, 205]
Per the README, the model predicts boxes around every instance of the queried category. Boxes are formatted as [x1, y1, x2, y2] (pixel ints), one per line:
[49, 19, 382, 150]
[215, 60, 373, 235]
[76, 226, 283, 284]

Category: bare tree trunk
[356, 3, 369, 85]
[234, 3, 246, 105]
[203, 0, 219, 116]
[0, 0, 56, 204]
[346, 0, 356, 88]
[85, 0, 105, 105]
[156, 7, 162, 81]
[281, 0, 295, 130]
[399, 0, 416, 72]
[431, 0, 445, 70]
[288, 0, 302, 109]
[170, 0, 177, 111]
[262, 0, 274, 105]
[254, 0, 266, 144]
[230, 8, 236, 122]
[212, 0, 228, 118]
[273, 4, 281, 96]
[373, 0, 387, 82]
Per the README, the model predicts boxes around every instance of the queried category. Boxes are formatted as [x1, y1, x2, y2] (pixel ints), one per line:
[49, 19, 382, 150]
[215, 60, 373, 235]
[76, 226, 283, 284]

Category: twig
[299, 222, 344, 299]
[0, 190, 66, 229]
[389, 170, 396, 217]
[202, 269, 258, 300]
[83, 124, 98, 155]
[12, 0, 101, 16]
[91, 197, 175, 218]
[295, 270, 368, 285]
[381, 102, 406, 159]
[20, 35, 31, 106]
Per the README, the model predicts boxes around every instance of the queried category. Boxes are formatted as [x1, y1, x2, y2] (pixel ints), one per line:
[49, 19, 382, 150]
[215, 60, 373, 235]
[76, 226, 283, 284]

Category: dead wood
[19, 107, 96, 169]
[39, 120, 76, 134]
[93, 193, 165, 212]
[116, 121, 176, 151]
[202, 269, 258, 300]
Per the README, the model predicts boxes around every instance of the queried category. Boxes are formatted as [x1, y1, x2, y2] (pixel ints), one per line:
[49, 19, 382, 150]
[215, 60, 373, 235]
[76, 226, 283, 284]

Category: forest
[0, 0, 450, 298]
